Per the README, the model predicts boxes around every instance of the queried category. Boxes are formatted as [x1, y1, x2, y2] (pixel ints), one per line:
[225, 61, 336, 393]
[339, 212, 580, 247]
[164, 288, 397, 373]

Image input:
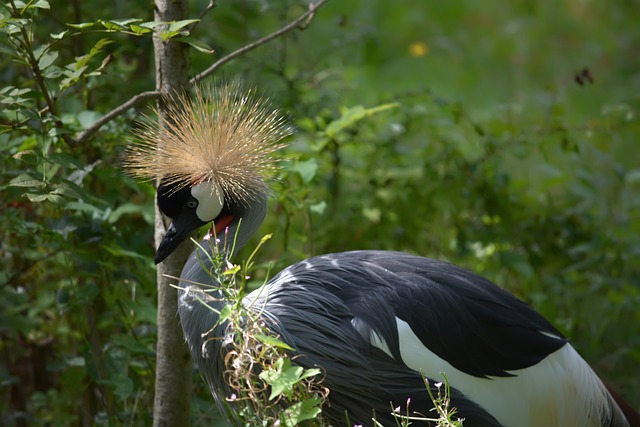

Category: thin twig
[190, 0, 329, 85]
[73, 0, 328, 145]
[75, 91, 161, 145]
[190, 0, 217, 32]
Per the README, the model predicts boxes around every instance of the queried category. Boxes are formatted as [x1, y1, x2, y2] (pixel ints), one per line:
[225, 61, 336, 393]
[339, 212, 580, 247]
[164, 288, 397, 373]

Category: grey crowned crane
[126, 83, 638, 427]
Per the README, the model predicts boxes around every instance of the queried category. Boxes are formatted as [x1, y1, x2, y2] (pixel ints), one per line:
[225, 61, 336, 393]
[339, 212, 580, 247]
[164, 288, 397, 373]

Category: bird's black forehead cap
[156, 180, 192, 219]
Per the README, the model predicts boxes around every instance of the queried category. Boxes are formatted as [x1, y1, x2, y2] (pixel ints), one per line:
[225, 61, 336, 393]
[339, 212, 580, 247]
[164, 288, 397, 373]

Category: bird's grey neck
[176, 241, 229, 373]
[176, 194, 268, 379]
[214, 193, 268, 257]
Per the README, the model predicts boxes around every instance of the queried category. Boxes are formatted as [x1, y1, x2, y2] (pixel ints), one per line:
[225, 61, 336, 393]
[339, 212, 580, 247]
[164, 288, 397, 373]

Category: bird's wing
[248, 258, 504, 427]
[265, 250, 567, 379]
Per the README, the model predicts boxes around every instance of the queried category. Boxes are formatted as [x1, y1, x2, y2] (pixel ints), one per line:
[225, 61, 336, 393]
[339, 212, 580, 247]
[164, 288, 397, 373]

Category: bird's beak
[155, 210, 206, 264]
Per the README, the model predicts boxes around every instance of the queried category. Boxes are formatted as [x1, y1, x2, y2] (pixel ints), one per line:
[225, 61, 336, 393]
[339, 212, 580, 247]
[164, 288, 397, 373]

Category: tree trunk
[152, 0, 192, 426]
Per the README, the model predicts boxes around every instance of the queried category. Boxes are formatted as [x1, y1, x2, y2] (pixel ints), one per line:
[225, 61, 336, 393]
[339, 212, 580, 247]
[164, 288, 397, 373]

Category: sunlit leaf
[67, 22, 94, 29]
[259, 358, 303, 400]
[254, 334, 295, 351]
[309, 201, 327, 215]
[31, 0, 50, 10]
[325, 103, 398, 138]
[293, 158, 317, 184]
[9, 173, 45, 188]
[159, 30, 181, 40]
[130, 24, 152, 35]
[218, 304, 234, 322]
[50, 30, 68, 39]
[174, 35, 214, 53]
[281, 398, 323, 427]
[37, 50, 57, 69]
[168, 19, 198, 32]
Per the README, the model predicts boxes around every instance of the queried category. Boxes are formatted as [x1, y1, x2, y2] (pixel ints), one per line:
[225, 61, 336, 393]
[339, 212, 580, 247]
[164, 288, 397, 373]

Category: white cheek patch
[191, 181, 224, 222]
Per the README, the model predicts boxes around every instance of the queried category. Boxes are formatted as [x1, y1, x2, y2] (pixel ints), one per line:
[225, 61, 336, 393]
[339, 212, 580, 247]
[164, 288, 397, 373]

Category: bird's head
[125, 82, 290, 263]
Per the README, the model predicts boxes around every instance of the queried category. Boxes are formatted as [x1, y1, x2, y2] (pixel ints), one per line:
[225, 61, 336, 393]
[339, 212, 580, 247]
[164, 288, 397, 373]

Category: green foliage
[1, 0, 159, 425]
[1, 0, 639, 426]
[376, 375, 464, 427]
[186, 236, 327, 426]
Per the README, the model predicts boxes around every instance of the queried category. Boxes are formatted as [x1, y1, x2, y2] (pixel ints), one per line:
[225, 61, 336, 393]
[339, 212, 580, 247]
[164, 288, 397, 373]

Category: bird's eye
[186, 198, 198, 208]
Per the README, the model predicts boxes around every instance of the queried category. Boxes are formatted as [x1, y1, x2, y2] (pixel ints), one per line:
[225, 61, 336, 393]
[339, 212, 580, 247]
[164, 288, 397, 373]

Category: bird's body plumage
[126, 82, 637, 427]
[179, 245, 629, 427]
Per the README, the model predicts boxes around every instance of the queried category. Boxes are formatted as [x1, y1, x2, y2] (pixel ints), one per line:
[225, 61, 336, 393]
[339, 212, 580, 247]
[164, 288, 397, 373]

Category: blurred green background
[1, 0, 638, 425]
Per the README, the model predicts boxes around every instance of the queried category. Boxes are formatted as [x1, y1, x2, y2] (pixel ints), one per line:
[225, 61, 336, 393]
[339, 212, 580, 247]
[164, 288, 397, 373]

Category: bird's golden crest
[125, 82, 291, 202]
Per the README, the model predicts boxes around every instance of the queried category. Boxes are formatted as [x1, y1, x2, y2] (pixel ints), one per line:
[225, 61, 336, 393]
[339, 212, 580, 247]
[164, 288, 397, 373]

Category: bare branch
[75, 91, 161, 146]
[191, 0, 217, 31]
[73, 0, 328, 145]
[190, 0, 329, 85]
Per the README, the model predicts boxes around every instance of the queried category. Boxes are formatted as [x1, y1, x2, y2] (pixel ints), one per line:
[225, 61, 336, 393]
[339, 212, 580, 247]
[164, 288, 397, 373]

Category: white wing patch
[357, 316, 626, 427]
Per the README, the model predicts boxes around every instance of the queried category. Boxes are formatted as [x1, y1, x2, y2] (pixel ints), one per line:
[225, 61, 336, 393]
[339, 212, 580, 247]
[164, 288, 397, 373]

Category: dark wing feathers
[271, 250, 567, 378]
[252, 268, 503, 427]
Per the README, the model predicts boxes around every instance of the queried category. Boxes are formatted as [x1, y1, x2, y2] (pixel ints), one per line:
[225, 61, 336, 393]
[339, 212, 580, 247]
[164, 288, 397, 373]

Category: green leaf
[111, 334, 154, 355]
[447, 124, 483, 162]
[50, 184, 80, 199]
[31, 0, 50, 9]
[76, 110, 101, 128]
[9, 173, 45, 188]
[362, 207, 381, 223]
[293, 158, 317, 184]
[99, 19, 141, 31]
[281, 398, 323, 427]
[65, 200, 105, 216]
[254, 334, 295, 351]
[299, 368, 321, 380]
[100, 376, 134, 401]
[66, 357, 85, 367]
[110, 18, 142, 27]
[325, 105, 365, 138]
[42, 65, 63, 79]
[129, 24, 152, 35]
[92, 37, 113, 53]
[48, 152, 84, 170]
[108, 202, 151, 224]
[174, 36, 214, 53]
[138, 21, 165, 29]
[325, 103, 398, 138]
[59, 65, 87, 90]
[168, 19, 199, 32]
[26, 193, 65, 205]
[102, 245, 148, 260]
[218, 304, 233, 322]
[259, 358, 310, 400]
[99, 20, 121, 31]
[309, 201, 327, 215]
[625, 169, 640, 186]
[50, 30, 69, 40]
[67, 22, 94, 29]
[223, 264, 241, 275]
[2, 18, 28, 35]
[38, 50, 58, 69]
[159, 30, 181, 40]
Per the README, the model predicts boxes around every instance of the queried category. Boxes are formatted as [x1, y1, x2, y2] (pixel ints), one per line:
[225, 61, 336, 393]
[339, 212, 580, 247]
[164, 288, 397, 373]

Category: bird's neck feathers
[205, 191, 268, 258]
